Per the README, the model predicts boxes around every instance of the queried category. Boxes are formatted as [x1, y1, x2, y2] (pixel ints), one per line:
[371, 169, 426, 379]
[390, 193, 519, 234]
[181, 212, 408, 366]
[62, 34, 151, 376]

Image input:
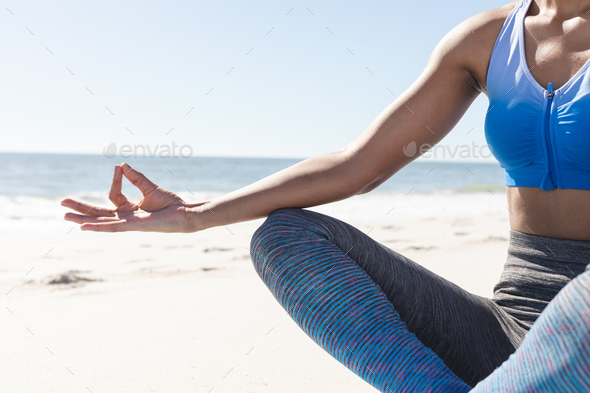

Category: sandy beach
[1, 0, 517, 389]
[0, 192, 512, 393]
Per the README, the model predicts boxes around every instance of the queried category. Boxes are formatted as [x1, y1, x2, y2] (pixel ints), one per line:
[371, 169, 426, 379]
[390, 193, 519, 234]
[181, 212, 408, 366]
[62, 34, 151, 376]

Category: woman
[62, 0, 590, 391]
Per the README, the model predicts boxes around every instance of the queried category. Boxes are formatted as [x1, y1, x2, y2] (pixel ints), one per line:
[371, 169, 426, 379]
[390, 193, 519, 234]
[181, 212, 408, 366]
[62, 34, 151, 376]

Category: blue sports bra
[485, 0, 590, 191]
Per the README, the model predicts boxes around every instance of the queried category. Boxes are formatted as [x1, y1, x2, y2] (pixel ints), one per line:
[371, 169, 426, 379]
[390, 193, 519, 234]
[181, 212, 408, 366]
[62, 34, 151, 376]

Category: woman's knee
[251, 207, 302, 243]
[249, 207, 337, 284]
[249, 208, 307, 270]
[250, 207, 329, 247]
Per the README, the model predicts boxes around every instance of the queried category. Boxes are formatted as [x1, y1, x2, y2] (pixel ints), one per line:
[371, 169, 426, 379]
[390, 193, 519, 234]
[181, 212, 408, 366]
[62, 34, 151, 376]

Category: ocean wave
[454, 183, 506, 193]
[0, 189, 507, 235]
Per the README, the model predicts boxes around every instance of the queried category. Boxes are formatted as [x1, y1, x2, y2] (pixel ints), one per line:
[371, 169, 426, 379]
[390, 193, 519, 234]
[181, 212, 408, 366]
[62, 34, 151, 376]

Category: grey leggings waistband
[492, 230, 590, 330]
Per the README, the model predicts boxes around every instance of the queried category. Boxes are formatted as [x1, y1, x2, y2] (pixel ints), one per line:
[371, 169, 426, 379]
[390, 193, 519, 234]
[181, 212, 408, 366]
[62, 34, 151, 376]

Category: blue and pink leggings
[249, 208, 590, 392]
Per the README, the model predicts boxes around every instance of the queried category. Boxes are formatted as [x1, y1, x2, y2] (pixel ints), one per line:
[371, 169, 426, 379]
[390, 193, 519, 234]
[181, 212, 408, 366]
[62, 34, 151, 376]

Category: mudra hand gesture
[62, 163, 200, 233]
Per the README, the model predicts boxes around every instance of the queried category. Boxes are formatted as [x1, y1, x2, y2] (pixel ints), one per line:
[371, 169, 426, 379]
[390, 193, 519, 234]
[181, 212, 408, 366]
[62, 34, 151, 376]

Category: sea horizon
[0, 152, 507, 235]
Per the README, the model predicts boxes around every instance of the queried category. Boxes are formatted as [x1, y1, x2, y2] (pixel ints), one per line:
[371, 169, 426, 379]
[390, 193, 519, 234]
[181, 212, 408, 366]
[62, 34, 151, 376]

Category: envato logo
[403, 141, 493, 159]
[103, 142, 193, 158]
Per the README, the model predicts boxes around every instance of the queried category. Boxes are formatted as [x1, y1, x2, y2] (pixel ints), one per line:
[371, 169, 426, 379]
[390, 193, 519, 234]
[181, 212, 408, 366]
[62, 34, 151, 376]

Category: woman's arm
[63, 14, 487, 233]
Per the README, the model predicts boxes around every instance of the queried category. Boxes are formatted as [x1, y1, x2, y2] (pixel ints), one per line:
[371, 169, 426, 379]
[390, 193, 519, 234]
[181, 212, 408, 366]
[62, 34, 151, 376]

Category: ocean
[0, 153, 508, 234]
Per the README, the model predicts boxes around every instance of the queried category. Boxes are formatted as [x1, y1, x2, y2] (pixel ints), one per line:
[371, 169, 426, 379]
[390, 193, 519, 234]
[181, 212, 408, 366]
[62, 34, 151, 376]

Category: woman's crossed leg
[249, 208, 523, 391]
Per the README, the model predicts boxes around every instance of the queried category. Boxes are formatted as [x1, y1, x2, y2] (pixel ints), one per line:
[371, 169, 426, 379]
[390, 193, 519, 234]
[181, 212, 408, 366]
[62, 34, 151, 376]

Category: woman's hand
[61, 163, 200, 233]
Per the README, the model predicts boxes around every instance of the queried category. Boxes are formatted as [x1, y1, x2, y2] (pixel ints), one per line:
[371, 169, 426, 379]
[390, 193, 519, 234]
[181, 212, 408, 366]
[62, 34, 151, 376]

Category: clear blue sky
[0, 0, 507, 161]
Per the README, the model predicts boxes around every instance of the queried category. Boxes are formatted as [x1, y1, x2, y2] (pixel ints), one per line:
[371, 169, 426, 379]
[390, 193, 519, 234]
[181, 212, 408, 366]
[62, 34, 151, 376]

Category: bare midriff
[507, 187, 590, 241]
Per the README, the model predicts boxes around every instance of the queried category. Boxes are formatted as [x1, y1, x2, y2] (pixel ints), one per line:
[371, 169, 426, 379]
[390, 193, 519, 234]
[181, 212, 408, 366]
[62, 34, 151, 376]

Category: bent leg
[472, 265, 590, 392]
[250, 207, 473, 392]
[252, 207, 525, 386]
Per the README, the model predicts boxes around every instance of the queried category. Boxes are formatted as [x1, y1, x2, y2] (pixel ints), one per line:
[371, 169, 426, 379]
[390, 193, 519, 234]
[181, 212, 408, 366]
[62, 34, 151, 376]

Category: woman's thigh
[251, 207, 526, 386]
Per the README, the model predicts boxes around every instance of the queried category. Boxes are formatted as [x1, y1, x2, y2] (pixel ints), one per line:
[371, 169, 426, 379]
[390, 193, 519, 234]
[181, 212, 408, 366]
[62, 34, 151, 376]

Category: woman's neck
[532, 0, 590, 19]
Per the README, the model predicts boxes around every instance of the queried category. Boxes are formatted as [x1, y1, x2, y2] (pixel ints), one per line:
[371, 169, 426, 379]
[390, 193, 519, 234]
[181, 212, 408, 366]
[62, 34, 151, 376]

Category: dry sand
[1, 201, 512, 392]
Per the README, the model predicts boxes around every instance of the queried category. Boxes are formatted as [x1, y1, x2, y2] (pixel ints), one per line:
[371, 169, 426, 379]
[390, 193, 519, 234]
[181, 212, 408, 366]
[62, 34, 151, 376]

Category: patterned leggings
[249, 208, 590, 392]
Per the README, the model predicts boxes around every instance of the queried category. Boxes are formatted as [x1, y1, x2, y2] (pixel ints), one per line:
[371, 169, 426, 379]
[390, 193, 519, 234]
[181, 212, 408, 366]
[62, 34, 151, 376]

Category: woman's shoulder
[437, 1, 520, 93]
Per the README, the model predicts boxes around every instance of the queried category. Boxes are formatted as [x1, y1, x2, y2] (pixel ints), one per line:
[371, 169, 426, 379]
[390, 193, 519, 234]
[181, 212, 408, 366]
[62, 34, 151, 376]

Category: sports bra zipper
[544, 83, 557, 188]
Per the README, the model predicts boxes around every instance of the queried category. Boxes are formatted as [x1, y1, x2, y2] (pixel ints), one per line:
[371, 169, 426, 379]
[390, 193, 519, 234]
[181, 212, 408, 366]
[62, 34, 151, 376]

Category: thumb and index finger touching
[108, 164, 130, 208]
[119, 163, 158, 196]
[78, 164, 158, 232]
[109, 163, 158, 207]
[60, 164, 158, 232]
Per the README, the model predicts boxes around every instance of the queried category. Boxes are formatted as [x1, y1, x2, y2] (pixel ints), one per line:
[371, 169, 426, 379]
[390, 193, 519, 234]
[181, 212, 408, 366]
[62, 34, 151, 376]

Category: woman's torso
[468, 0, 590, 241]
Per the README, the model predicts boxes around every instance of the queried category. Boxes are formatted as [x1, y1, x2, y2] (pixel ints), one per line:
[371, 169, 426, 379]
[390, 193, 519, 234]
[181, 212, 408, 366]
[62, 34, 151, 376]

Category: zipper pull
[548, 82, 554, 99]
